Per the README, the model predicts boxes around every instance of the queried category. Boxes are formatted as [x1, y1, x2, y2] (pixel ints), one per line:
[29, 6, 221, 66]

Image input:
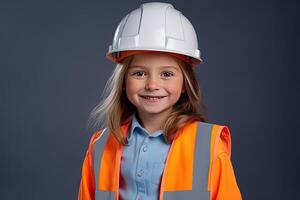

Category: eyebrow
[129, 65, 180, 72]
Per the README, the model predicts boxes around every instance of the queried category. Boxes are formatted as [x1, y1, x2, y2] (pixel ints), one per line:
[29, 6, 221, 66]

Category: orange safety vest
[78, 120, 242, 200]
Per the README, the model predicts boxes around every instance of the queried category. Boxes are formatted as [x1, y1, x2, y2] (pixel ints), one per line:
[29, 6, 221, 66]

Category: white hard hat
[106, 2, 202, 66]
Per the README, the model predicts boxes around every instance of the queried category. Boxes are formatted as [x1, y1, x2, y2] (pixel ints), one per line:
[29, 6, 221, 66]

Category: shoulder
[182, 120, 231, 156]
[86, 128, 108, 151]
[195, 121, 232, 157]
[211, 123, 232, 157]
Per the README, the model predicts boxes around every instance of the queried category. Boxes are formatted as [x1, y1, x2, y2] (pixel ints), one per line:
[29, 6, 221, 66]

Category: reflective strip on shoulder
[93, 128, 119, 199]
[163, 121, 213, 200]
[92, 128, 109, 190]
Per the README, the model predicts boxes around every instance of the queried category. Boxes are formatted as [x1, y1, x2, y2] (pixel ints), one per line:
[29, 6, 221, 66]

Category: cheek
[167, 80, 184, 96]
[172, 87, 184, 98]
[125, 79, 140, 98]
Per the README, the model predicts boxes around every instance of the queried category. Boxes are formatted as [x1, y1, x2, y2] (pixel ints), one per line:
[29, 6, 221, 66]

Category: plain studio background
[0, 0, 299, 199]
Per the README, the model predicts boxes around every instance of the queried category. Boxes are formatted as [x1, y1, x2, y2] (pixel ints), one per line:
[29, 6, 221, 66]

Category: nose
[145, 75, 160, 91]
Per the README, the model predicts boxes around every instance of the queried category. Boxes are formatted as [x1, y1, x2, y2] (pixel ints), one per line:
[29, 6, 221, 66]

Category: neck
[136, 109, 172, 134]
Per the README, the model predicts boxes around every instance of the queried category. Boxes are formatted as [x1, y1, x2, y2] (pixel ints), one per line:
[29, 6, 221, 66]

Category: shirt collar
[127, 112, 166, 143]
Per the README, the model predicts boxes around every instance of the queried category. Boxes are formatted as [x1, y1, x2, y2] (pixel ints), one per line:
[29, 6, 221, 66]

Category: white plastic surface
[107, 2, 202, 64]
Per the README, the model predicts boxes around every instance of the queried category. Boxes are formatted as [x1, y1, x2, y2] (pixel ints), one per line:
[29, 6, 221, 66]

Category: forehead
[130, 53, 180, 69]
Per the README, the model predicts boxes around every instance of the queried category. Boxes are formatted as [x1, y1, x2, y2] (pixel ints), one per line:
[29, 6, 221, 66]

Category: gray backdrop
[1, 0, 299, 199]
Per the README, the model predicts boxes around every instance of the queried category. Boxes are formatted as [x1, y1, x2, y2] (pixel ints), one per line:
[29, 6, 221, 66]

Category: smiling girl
[78, 2, 242, 200]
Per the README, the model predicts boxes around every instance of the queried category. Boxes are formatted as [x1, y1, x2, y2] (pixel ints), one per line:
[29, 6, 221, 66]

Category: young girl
[78, 2, 242, 200]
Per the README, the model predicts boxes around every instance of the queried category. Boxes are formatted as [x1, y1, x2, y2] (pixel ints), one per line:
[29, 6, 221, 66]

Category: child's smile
[125, 53, 184, 119]
[139, 94, 166, 102]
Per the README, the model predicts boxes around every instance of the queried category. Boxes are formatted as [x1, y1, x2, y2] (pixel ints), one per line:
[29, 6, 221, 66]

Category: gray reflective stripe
[92, 128, 110, 190]
[95, 190, 116, 200]
[93, 129, 117, 199]
[164, 122, 213, 200]
[196, 122, 212, 193]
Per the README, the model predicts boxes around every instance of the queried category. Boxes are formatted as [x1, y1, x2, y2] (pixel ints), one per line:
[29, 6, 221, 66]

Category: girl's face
[125, 53, 184, 119]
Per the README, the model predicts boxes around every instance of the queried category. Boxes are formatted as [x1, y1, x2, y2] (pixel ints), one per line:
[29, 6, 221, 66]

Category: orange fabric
[98, 124, 130, 195]
[209, 126, 242, 200]
[98, 133, 119, 191]
[211, 150, 242, 199]
[78, 121, 242, 200]
[161, 121, 197, 191]
[78, 131, 102, 200]
[208, 125, 232, 191]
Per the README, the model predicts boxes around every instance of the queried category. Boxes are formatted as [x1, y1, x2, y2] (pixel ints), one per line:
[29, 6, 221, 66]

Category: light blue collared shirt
[119, 113, 171, 200]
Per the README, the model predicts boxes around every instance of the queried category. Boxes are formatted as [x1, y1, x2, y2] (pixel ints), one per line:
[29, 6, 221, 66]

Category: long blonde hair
[87, 55, 207, 145]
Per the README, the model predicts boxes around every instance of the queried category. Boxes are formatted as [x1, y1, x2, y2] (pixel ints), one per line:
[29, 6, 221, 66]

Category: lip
[139, 95, 166, 98]
[139, 95, 167, 103]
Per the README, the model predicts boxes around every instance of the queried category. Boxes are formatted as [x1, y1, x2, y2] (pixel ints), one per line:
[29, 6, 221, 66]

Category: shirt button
[137, 169, 144, 177]
[142, 145, 148, 152]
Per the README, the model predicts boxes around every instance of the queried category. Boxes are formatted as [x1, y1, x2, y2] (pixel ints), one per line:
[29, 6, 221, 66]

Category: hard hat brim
[106, 50, 202, 67]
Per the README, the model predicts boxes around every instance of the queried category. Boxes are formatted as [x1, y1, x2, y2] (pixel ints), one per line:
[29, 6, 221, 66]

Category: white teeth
[142, 96, 164, 99]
